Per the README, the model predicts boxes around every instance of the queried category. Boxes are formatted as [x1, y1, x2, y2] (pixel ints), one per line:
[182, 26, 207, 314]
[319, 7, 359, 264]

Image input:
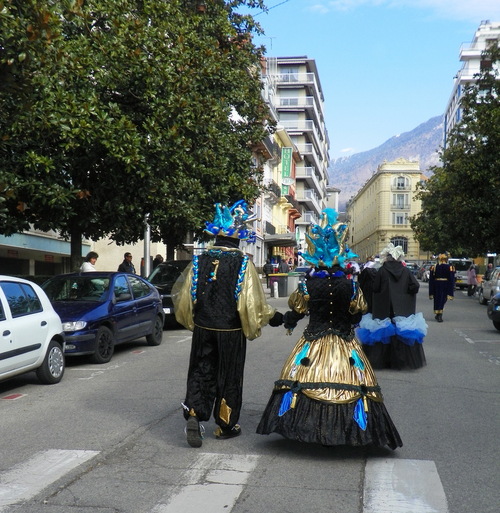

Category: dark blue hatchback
[42, 272, 165, 363]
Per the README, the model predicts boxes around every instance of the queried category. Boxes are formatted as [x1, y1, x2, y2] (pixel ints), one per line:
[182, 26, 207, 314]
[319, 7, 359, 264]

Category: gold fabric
[288, 288, 309, 314]
[238, 261, 276, 340]
[276, 333, 383, 404]
[171, 263, 195, 331]
[171, 255, 276, 340]
[219, 398, 232, 425]
[350, 287, 368, 315]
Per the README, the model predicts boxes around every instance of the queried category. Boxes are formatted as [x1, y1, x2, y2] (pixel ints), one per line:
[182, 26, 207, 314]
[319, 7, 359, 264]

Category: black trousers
[183, 326, 247, 428]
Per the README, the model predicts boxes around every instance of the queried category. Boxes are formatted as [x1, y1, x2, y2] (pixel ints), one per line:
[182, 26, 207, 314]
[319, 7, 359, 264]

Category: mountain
[329, 115, 443, 210]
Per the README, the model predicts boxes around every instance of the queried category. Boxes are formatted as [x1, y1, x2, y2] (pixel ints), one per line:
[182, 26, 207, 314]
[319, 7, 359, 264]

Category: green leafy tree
[0, 0, 272, 268]
[411, 45, 500, 256]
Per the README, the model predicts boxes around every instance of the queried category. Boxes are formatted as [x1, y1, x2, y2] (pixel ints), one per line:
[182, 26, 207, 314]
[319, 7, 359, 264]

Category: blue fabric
[351, 349, 365, 370]
[357, 313, 396, 345]
[353, 398, 367, 430]
[294, 343, 310, 366]
[278, 391, 293, 416]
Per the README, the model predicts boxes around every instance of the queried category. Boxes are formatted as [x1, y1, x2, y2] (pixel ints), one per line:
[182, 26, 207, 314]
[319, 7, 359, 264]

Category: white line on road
[0, 449, 99, 511]
[152, 452, 259, 513]
[364, 459, 448, 513]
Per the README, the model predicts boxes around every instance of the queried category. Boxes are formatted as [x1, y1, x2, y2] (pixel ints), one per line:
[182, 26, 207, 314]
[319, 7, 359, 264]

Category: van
[448, 258, 473, 290]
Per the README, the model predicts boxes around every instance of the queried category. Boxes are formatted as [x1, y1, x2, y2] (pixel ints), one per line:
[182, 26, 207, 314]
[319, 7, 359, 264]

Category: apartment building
[346, 158, 428, 263]
[269, 56, 332, 263]
[444, 20, 500, 147]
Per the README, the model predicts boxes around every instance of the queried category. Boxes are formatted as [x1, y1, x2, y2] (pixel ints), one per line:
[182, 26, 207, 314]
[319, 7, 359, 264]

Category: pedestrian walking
[172, 200, 283, 448]
[467, 263, 478, 296]
[357, 243, 427, 370]
[429, 253, 455, 322]
[257, 208, 402, 450]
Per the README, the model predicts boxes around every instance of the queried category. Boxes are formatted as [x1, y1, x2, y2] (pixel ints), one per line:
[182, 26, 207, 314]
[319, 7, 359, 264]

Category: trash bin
[287, 273, 300, 292]
[274, 273, 288, 297]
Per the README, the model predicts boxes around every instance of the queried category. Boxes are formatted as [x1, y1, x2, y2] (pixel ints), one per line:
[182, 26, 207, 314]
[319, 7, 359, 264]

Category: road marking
[152, 452, 259, 513]
[364, 459, 448, 512]
[1, 393, 26, 401]
[0, 449, 99, 511]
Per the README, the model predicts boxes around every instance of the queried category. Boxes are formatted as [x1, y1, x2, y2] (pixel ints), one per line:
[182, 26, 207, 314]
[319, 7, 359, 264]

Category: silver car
[478, 267, 500, 305]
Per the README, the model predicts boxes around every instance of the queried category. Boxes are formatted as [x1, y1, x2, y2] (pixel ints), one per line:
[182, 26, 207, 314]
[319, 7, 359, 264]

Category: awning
[264, 233, 297, 248]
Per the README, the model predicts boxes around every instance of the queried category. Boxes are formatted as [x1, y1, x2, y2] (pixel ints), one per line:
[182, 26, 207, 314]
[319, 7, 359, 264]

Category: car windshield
[148, 261, 190, 289]
[43, 276, 110, 302]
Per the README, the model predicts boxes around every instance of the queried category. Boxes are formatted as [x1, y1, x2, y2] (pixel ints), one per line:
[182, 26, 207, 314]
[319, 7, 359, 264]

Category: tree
[0, 0, 272, 268]
[411, 45, 500, 256]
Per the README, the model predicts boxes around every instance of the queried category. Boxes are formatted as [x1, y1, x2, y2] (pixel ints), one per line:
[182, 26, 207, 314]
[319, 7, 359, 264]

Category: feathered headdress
[205, 200, 257, 242]
[299, 208, 357, 267]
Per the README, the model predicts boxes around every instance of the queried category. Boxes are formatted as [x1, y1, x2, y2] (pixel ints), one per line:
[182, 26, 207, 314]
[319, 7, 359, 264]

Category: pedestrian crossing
[0, 450, 448, 512]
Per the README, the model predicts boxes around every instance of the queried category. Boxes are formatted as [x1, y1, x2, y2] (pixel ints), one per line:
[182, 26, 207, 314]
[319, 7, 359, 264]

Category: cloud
[305, 0, 500, 20]
[340, 147, 356, 153]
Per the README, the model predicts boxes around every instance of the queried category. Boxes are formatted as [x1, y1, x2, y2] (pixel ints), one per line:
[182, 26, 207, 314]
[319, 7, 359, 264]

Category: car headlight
[62, 320, 87, 332]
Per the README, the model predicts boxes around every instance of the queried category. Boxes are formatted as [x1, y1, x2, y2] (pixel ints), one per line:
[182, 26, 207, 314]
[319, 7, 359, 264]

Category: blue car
[42, 272, 164, 363]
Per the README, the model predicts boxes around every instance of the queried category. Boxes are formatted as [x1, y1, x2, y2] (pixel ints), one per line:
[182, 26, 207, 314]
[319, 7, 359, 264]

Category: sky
[244, 0, 500, 159]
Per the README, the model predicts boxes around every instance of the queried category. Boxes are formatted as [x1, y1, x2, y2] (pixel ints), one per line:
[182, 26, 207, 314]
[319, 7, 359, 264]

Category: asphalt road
[0, 281, 498, 513]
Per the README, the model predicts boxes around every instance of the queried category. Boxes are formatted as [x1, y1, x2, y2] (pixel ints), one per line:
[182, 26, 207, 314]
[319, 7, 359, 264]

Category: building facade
[444, 20, 500, 147]
[346, 158, 428, 264]
[270, 56, 332, 264]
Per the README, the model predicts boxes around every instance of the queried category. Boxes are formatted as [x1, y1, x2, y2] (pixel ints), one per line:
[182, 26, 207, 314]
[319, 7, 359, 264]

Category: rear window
[449, 260, 472, 272]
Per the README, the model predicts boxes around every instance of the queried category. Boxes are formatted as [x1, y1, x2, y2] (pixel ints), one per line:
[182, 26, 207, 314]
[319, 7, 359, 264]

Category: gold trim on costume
[219, 399, 232, 425]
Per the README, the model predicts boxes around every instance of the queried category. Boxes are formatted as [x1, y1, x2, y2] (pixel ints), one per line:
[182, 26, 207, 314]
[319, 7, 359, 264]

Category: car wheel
[493, 321, 500, 332]
[36, 339, 65, 384]
[479, 289, 488, 305]
[91, 326, 114, 364]
[146, 315, 163, 346]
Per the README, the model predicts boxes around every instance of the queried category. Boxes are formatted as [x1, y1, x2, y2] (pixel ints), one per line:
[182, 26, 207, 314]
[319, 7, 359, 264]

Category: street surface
[0, 282, 498, 513]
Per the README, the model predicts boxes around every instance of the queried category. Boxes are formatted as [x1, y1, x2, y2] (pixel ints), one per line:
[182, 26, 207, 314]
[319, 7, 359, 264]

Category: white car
[0, 276, 65, 384]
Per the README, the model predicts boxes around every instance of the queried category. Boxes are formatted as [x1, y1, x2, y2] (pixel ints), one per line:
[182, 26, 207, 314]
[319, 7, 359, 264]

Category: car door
[110, 275, 140, 343]
[127, 276, 157, 335]
[0, 281, 45, 373]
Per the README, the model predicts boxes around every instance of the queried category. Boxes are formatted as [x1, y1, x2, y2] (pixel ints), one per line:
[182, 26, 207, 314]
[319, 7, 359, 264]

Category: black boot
[436, 314, 443, 322]
[186, 415, 203, 448]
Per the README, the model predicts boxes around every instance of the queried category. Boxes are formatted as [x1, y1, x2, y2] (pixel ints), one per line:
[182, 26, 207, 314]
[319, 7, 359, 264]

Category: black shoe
[436, 314, 443, 322]
[186, 416, 203, 448]
[214, 424, 242, 440]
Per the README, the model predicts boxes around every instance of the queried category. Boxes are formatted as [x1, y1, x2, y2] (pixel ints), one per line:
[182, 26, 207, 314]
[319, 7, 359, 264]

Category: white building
[444, 20, 500, 147]
[271, 56, 332, 262]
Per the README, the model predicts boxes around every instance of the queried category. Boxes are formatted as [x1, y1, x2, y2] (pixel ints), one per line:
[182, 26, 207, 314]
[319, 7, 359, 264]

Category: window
[390, 237, 408, 254]
[393, 213, 406, 225]
[128, 276, 151, 299]
[0, 282, 42, 318]
[394, 176, 408, 189]
[393, 193, 408, 209]
[114, 275, 130, 298]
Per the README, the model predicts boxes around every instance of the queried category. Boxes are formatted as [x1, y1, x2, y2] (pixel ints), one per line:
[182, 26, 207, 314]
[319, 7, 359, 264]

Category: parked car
[416, 263, 432, 282]
[487, 292, 500, 331]
[147, 260, 191, 327]
[0, 275, 65, 384]
[478, 266, 500, 305]
[448, 258, 473, 290]
[42, 272, 164, 363]
[291, 266, 312, 279]
[405, 262, 420, 276]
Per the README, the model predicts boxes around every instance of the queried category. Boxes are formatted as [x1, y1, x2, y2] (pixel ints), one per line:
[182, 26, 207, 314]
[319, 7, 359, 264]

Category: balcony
[391, 203, 411, 210]
[296, 189, 322, 214]
[296, 166, 323, 196]
[276, 96, 324, 124]
[278, 120, 323, 144]
[274, 72, 322, 104]
[295, 210, 319, 225]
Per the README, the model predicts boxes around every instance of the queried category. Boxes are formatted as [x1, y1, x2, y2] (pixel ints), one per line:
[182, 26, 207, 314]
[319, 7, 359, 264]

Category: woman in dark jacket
[357, 243, 427, 370]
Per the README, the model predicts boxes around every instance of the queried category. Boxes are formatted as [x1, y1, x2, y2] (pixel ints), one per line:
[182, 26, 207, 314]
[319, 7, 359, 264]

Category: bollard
[273, 281, 279, 298]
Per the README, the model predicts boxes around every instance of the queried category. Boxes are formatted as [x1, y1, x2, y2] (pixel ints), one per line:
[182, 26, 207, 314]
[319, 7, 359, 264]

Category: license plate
[163, 307, 172, 314]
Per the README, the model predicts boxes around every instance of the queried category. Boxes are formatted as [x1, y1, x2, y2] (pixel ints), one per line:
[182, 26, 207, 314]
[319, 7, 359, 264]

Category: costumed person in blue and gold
[357, 243, 427, 370]
[429, 253, 455, 322]
[172, 200, 283, 448]
[256, 209, 402, 449]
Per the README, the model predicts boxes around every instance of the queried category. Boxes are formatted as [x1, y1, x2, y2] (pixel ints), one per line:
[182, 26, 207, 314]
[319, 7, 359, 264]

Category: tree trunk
[70, 230, 83, 272]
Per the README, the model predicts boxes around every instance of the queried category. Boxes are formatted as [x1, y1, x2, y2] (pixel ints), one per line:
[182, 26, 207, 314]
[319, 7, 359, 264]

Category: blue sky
[245, 0, 500, 159]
